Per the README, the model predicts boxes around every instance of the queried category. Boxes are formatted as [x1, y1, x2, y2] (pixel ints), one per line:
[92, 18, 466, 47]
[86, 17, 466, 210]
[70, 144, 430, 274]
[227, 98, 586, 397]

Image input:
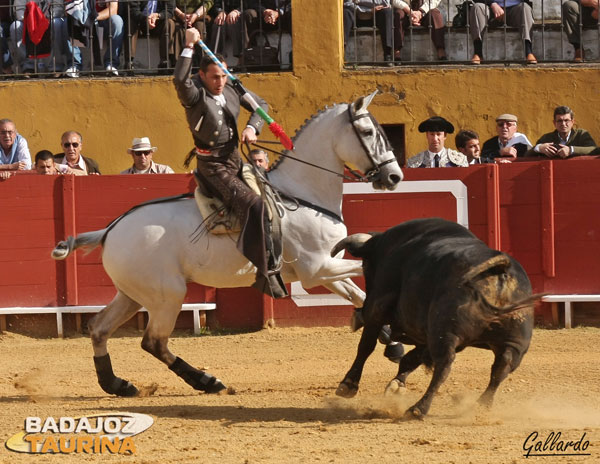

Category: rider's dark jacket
[173, 53, 268, 152]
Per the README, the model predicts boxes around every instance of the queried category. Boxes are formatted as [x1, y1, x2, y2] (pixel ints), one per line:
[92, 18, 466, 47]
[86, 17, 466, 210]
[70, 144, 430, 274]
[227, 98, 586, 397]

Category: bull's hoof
[378, 325, 392, 344]
[384, 379, 406, 396]
[336, 378, 359, 398]
[350, 310, 364, 332]
[405, 405, 425, 420]
[383, 343, 404, 363]
[477, 392, 494, 408]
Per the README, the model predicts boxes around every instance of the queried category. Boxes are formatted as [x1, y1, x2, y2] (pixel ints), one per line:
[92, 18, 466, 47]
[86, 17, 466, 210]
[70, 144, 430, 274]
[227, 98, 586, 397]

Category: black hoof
[336, 378, 359, 398]
[203, 377, 227, 394]
[384, 343, 404, 363]
[98, 377, 139, 397]
[350, 309, 364, 332]
[405, 405, 426, 420]
[378, 325, 392, 345]
[115, 381, 139, 397]
[94, 354, 138, 397]
[169, 357, 227, 393]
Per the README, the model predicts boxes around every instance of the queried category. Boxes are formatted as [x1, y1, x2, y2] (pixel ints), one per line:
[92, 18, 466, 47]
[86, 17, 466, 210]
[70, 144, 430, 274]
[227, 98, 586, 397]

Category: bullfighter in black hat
[407, 116, 468, 168]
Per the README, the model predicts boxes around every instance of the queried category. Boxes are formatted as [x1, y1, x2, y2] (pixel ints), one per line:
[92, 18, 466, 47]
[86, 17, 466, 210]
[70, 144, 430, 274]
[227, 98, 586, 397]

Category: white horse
[51, 91, 403, 396]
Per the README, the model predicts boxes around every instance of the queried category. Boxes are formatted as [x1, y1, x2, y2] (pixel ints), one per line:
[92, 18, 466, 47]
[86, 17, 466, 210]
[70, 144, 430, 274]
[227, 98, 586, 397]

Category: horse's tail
[51, 229, 108, 260]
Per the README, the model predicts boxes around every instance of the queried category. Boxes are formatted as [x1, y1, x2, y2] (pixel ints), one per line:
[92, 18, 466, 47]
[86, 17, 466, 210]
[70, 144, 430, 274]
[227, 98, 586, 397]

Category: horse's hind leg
[141, 301, 226, 394]
[88, 291, 142, 397]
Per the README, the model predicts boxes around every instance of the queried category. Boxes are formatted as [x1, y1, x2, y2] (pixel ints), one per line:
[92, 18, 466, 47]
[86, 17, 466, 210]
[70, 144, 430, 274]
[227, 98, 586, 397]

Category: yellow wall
[1, 1, 599, 174]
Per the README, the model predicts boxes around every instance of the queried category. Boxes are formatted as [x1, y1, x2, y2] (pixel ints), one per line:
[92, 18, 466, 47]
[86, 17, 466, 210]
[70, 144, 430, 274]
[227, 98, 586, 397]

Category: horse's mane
[269, 103, 346, 172]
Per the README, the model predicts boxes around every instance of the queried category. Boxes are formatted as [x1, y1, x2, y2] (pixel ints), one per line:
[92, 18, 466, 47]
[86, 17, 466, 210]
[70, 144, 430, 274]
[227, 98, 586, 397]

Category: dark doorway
[382, 124, 405, 166]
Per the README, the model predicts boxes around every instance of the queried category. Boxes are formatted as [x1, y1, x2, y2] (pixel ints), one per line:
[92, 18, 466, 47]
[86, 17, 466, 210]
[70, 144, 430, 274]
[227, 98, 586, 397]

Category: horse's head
[341, 91, 404, 190]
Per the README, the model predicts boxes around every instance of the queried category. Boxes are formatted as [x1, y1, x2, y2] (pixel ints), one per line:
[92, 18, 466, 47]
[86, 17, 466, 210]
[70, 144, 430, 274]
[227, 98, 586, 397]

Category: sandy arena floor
[0, 326, 599, 463]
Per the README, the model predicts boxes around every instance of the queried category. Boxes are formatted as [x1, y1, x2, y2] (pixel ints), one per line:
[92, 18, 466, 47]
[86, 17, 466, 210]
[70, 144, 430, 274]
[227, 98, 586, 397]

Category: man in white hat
[120, 137, 174, 174]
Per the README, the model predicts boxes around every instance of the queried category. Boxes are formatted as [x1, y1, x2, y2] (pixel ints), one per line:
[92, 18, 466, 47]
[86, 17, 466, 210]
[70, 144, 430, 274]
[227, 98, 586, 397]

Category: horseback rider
[173, 28, 287, 299]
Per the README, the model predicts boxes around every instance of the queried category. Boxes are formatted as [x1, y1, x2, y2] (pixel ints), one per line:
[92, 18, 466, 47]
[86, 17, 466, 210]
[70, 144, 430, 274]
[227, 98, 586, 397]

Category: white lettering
[59, 417, 75, 433]
[75, 417, 93, 433]
[120, 416, 135, 434]
[41, 417, 59, 434]
[103, 418, 121, 434]
[25, 417, 41, 433]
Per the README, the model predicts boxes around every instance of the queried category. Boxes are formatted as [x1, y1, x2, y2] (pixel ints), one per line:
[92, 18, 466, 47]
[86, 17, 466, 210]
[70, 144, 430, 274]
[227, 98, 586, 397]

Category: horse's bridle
[249, 104, 397, 183]
[346, 104, 397, 182]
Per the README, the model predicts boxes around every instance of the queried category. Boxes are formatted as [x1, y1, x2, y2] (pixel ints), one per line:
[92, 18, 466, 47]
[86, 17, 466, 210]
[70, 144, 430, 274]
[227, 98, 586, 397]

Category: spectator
[455, 129, 491, 164]
[0, 0, 13, 74]
[55, 131, 101, 174]
[392, 0, 446, 63]
[35, 151, 58, 175]
[10, 0, 72, 75]
[529, 106, 597, 159]
[343, 0, 394, 66]
[34, 149, 85, 175]
[208, 0, 244, 59]
[407, 116, 468, 167]
[245, 0, 292, 36]
[120, 0, 175, 71]
[562, 0, 599, 63]
[171, 0, 213, 65]
[0, 119, 31, 171]
[95, 0, 125, 75]
[481, 114, 532, 163]
[469, 1, 537, 65]
[120, 137, 174, 173]
[248, 148, 269, 169]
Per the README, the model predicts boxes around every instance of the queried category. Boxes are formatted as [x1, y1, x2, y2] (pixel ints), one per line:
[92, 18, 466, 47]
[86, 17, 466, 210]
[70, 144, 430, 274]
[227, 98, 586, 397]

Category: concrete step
[345, 27, 600, 63]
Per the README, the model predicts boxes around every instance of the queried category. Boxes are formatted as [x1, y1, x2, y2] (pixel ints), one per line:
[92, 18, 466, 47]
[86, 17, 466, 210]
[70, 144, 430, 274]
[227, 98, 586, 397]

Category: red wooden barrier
[1, 160, 600, 330]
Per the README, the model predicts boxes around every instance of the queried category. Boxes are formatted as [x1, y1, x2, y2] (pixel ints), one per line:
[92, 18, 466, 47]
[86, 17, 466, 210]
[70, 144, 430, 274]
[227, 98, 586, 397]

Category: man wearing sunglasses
[55, 131, 101, 175]
[120, 137, 174, 174]
[480, 114, 532, 163]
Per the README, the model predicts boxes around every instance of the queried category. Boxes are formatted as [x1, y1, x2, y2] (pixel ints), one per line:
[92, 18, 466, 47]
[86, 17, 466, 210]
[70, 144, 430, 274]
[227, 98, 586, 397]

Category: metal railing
[0, 0, 293, 79]
[344, 0, 600, 67]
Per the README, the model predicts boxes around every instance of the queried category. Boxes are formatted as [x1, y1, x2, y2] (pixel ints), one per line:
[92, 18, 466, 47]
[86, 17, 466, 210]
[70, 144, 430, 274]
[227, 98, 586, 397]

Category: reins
[245, 140, 366, 182]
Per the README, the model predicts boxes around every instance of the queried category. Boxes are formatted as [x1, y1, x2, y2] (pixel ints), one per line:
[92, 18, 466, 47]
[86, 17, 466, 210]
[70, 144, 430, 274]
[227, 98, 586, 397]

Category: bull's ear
[351, 90, 379, 114]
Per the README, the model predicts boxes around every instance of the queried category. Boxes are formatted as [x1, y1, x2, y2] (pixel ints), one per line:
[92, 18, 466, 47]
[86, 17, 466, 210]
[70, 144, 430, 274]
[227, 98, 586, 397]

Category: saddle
[193, 164, 274, 235]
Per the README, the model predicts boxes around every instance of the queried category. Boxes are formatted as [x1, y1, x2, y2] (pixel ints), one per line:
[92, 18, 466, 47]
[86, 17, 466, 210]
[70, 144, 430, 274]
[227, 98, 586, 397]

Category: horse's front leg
[323, 278, 365, 307]
[296, 256, 363, 289]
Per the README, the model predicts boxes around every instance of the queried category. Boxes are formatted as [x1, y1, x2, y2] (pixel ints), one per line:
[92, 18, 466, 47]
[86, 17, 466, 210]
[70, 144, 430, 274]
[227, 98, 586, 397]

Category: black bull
[331, 218, 539, 419]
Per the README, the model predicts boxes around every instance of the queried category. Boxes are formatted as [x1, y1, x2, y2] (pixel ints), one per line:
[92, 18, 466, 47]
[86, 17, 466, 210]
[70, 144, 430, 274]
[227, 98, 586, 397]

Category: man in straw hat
[407, 116, 468, 168]
[120, 137, 174, 174]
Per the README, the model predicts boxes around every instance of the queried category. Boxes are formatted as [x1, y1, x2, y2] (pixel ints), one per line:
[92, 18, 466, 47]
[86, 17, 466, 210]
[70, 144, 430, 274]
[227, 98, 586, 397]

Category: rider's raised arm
[173, 49, 204, 108]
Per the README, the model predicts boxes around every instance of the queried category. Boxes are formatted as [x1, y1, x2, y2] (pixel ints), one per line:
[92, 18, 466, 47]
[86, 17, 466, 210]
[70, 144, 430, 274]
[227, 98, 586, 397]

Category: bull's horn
[330, 233, 372, 257]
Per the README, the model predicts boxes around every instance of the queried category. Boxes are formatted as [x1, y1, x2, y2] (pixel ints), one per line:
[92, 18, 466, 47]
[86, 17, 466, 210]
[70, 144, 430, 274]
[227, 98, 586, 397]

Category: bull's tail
[51, 229, 108, 260]
[493, 293, 547, 314]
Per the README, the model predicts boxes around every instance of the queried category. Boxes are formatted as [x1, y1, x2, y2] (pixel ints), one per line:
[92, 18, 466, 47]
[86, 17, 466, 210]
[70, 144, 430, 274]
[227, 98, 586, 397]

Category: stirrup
[252, 272, 288, 299]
